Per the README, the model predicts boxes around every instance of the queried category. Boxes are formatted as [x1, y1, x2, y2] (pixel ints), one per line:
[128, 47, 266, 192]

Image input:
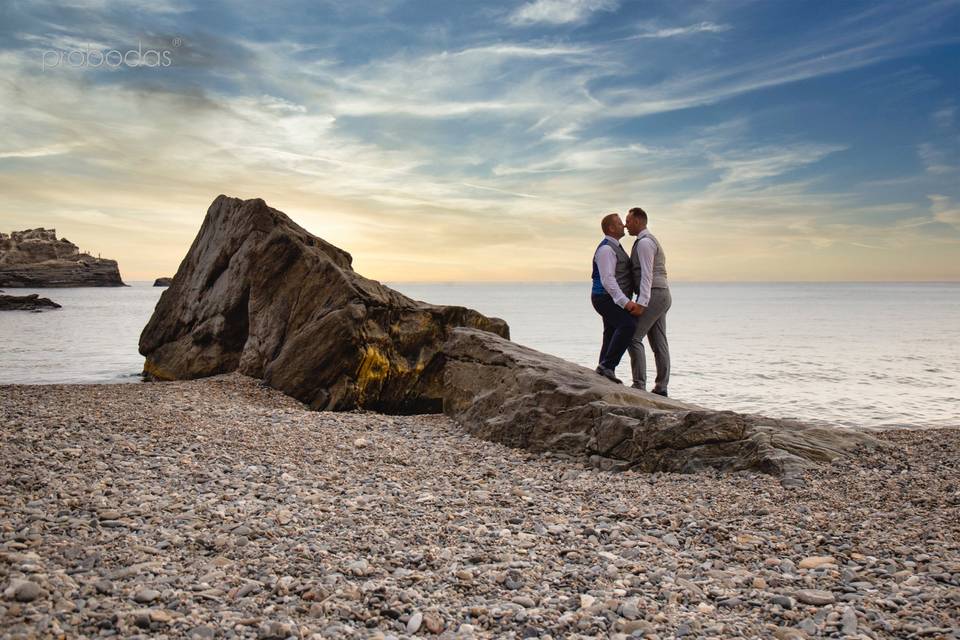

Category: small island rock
[0, 293, 62, 311]
[0, 228, 125, 287]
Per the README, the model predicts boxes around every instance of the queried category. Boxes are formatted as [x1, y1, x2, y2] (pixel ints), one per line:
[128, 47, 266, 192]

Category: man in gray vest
[591, 213, 643, 383]
[625, 207, 671, 396]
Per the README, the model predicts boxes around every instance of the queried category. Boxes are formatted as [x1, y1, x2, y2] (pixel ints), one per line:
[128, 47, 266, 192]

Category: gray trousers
[627, 287, 671, 391]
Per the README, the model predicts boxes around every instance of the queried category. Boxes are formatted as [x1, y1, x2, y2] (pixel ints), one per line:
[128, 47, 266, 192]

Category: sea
[1, 282, 957, 431]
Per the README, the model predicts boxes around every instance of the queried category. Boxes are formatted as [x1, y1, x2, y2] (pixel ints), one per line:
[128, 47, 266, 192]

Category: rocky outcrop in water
[139, 195, 509, 412]
[0, 293, 62, 311]
[440, 328, 877, 482]
[140, 194, 877, 478]
[0, 228, 125, 287]
[153, 277, 173, 287]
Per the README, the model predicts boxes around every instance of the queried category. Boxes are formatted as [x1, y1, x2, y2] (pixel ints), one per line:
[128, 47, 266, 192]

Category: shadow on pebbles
[1, 373, 958, 639]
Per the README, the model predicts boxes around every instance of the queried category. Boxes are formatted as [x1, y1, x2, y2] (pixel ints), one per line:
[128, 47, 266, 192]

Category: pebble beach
[1, 374, 958, 639]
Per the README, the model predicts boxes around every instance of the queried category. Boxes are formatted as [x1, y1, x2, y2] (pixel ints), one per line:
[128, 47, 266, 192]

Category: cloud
[708, 143, 847, 186]
[918, 143, 959, 175]
[930, 195, 960, 227]
[507, 0, 618, 26]
[626, 21, 731, 40]
[932, 106, 955, 129]
[28, 0, 191, 14]
[0, 143, 78, 159]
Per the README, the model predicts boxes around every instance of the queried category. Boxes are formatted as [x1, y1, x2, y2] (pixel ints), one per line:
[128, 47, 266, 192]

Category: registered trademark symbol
[172, 37, 182, 47]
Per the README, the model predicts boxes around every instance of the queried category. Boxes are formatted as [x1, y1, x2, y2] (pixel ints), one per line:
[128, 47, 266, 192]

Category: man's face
[624, 213, 641, 236]
[610, 215, 625, 239]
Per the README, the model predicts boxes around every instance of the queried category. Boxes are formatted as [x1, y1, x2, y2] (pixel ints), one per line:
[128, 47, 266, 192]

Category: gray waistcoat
[632, 231, 669, 290]
[611, 242, 635, 298]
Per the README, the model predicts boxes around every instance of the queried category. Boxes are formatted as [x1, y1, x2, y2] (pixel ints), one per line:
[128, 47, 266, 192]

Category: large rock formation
[0, 229, 125, 287]
[0, 293, 62, 311]
[441, 328, 877, 482]
[141, 194, 877, 478]
[139, 195, 509, 412]
[153, 277, 173, 287]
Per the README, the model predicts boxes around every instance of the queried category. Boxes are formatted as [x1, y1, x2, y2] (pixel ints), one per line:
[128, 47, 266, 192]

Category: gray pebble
[132, 588, 160, 603]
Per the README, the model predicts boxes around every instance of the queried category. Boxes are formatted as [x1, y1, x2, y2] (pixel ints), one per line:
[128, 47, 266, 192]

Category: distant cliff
[0, 228, 125, 287]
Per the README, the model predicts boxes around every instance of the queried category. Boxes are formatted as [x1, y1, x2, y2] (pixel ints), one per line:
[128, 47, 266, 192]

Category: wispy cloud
[625, 21, 731, 40]
[708, 143, 847, 186]
[918, 143, 959, 175]
[0, 143, 78, 159]
[930, 195, 960, 228]
[507, 0, 618, 26]
[932, 105, 955, 128]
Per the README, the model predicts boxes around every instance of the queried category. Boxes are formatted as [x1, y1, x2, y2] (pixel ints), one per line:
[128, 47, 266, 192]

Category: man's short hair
[627, 207, 648, 224]
[601, 213, 620, 234]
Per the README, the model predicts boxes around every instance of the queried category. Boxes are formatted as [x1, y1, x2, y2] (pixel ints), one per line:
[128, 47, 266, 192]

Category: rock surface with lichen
[0, 228, 125, 287]
[138, 195, 509, 412]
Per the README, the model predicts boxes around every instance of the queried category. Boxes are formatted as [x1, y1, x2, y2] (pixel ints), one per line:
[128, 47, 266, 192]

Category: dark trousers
[591, 293, 638, 371]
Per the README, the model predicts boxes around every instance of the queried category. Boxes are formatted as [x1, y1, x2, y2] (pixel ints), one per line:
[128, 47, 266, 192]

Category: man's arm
[596, 245, 630, 308]
[635, 237, 656, 307]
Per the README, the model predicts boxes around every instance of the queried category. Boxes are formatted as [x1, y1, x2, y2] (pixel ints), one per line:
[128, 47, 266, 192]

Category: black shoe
[595, 366, 622, 384]
[630, 382, 644, 390]
[652, 389, 668, 397]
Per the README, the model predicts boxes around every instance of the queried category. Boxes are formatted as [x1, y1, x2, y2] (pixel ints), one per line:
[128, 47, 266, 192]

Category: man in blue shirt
[591, 213, 643, 383]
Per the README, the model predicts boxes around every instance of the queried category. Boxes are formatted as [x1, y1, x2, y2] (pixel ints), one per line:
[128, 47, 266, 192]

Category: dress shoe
[652, 388, 668, 397]
[630, 382, 644, 390]
[595, 366, 622, 384]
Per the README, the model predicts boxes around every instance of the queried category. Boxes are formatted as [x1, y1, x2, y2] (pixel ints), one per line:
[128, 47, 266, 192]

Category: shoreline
[1, 375, 958, 638]
[3, 377, 958, 434]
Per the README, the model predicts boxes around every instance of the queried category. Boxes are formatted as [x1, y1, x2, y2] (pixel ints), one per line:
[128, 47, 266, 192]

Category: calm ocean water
[1, 282, 957, 430]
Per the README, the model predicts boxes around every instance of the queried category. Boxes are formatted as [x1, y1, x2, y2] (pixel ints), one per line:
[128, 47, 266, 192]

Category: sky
[0, 0, 959, 282]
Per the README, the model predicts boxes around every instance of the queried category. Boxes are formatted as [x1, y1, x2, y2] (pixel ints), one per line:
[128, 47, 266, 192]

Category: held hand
[625, 301, 644, 317]
[630, 303, 646, 317]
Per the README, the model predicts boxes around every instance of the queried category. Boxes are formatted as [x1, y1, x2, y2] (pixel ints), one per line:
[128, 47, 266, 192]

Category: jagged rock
[0, 293, 62, 311]
[139, 195, 508, 412]
[153, 277, 173, 287]
[440, 328, 879, 477]
[0, 228, 125, 287]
